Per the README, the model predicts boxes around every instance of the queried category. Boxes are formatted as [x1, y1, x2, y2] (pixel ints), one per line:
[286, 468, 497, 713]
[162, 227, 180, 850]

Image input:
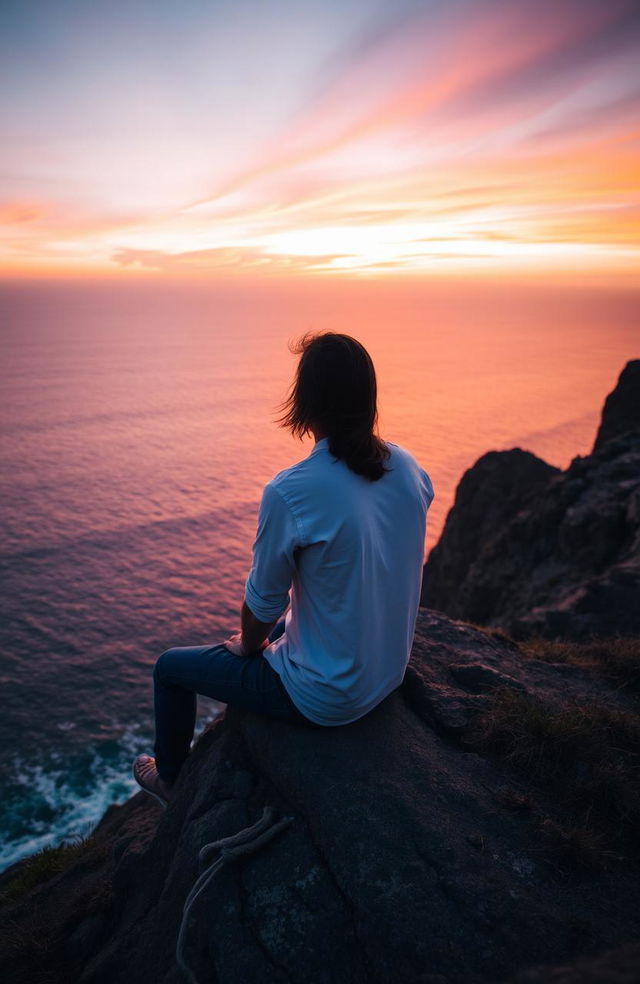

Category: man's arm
[222, 481, 300, 656]
[223, 601, 285, 657]
[241, 600, 278, 654]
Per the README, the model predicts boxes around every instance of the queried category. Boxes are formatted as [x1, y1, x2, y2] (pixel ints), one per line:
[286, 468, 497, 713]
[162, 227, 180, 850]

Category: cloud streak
[0, 0, 638, 279]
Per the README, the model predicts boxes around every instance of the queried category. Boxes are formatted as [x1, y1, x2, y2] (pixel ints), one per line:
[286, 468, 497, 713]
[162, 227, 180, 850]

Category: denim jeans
[153, 618, 320, 783]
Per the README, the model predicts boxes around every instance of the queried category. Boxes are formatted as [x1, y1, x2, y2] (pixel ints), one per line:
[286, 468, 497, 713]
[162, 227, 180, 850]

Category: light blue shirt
[244, 438, 435, 726]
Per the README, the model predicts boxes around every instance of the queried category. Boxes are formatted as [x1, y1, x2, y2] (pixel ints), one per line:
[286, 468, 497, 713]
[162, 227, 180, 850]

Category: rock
[0, 609, 637, 984]
[421, 448, 561, 625]
[448, 661, 526, 694]
[421, 360, 640, 640]
[592, 359, 640, 453]
[403, 661, 491, 735]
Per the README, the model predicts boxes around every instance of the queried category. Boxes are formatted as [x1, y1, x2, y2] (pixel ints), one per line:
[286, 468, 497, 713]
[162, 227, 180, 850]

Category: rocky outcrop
[421, 360, 640, 640]
[593, 359, 640, 453]
[1, 608, 638, 984]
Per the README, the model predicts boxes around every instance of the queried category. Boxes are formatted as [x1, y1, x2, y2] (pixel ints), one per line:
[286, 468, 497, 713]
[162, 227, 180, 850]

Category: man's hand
[222, 631, 268, 658]
[222, 602, 280, 656]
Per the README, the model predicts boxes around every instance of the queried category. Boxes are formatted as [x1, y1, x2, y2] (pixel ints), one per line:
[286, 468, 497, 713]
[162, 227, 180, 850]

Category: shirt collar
[310, 437, 330, 455]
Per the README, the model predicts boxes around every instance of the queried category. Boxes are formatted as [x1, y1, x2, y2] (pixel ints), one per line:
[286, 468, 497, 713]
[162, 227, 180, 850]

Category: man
[134, 331, 434, 805]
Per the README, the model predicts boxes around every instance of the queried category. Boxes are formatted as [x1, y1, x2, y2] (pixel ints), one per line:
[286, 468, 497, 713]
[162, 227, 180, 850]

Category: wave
[0, 704, 225, 874]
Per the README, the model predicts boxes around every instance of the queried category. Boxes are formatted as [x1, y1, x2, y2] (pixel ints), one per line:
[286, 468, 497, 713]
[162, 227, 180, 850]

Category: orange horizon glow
[1, 0, 639, 283]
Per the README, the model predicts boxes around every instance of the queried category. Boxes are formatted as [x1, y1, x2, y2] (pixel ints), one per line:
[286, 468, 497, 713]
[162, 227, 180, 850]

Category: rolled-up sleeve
[421, 468, 435, 507]
[244, 481, 304, 622]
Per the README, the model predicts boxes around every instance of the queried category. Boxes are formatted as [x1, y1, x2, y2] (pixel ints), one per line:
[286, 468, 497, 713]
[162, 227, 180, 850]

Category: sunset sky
[1, 0, 639, 281]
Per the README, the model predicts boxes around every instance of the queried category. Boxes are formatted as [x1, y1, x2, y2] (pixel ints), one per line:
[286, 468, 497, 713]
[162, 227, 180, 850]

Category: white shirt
[244, 437, 435, 726]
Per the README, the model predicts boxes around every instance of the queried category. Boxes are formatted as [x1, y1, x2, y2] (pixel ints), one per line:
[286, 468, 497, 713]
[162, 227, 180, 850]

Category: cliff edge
[1, 608, 638, 983]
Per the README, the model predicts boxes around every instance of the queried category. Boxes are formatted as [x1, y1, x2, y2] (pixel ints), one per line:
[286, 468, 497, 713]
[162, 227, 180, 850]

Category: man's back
[245, 437, 435, 726]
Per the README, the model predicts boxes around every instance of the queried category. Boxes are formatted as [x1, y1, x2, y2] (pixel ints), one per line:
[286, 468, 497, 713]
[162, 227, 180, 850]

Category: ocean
[1, 276, 637, 871]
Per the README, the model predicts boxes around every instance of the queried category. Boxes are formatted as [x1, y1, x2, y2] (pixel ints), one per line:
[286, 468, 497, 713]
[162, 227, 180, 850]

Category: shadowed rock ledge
[421, 360, 640, 641]
[1, 608, 638, 984]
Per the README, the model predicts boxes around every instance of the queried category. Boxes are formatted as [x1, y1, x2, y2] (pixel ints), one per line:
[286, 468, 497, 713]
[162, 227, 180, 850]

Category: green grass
[0, 832, 102, 905]
[463, 685, 640, 871]
[517, 635, 640, 694]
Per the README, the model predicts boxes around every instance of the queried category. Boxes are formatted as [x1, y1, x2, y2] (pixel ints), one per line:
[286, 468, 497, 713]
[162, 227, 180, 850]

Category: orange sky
[1, 0, 639, 284]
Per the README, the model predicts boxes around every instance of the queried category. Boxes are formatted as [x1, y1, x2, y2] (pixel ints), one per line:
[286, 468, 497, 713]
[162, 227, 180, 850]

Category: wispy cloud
[111, 245, 349, 273]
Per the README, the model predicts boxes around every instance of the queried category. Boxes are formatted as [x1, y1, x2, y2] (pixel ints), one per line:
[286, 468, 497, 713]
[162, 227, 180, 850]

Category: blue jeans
[153, 618, 319, 783]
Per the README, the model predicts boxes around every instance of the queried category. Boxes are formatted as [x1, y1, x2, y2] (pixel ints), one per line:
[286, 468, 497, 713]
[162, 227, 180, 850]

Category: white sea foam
[0, 707, 224, 874]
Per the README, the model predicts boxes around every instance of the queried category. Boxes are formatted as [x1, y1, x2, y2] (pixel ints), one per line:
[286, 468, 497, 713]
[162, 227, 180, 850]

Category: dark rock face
[1, 609, 638, 984]
[421, 360, 640, 640]
[592, 359, 640, 453]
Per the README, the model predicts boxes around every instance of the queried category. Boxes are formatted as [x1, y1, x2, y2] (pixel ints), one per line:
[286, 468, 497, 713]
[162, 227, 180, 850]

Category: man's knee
[154, 648, 178, 682]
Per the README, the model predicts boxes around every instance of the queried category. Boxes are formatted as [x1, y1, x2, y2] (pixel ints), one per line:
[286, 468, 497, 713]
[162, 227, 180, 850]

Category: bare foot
[132, 754, 174, 806]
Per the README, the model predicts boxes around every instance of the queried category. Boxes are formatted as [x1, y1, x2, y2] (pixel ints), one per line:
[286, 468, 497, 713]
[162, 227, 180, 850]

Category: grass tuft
[0, 832, 102, 905]
[464, 685, 640, 870]
[517, 635, 640, 694]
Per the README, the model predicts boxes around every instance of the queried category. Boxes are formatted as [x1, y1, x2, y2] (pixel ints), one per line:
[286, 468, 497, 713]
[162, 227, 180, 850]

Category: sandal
[132, 754, 174, 807]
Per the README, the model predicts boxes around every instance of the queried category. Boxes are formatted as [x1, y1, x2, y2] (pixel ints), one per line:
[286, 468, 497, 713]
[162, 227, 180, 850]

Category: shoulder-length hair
[273, 331, 392, 482]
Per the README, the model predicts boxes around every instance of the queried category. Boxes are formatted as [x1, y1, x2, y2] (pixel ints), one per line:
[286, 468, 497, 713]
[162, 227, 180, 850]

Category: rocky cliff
[421, 360, 640, 641]
[1, 608, 638, 984]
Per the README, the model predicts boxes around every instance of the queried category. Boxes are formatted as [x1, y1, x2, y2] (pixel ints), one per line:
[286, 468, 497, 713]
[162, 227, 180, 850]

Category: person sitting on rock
[133, 331, 435, 805]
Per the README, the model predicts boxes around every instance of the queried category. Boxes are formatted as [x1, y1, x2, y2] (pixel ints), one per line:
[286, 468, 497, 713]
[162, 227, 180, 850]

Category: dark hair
[273, 331, 392, 482]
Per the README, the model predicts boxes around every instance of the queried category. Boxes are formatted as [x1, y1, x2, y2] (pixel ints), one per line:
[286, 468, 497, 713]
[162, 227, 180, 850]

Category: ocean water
[1, 277, 637, 871]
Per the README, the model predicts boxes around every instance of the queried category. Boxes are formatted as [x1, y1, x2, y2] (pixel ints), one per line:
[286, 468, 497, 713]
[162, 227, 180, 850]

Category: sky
[1, 0, 639, 282]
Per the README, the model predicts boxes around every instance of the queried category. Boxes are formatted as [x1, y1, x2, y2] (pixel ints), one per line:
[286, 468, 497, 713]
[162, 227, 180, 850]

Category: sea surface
[1, 277, 637, 871]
